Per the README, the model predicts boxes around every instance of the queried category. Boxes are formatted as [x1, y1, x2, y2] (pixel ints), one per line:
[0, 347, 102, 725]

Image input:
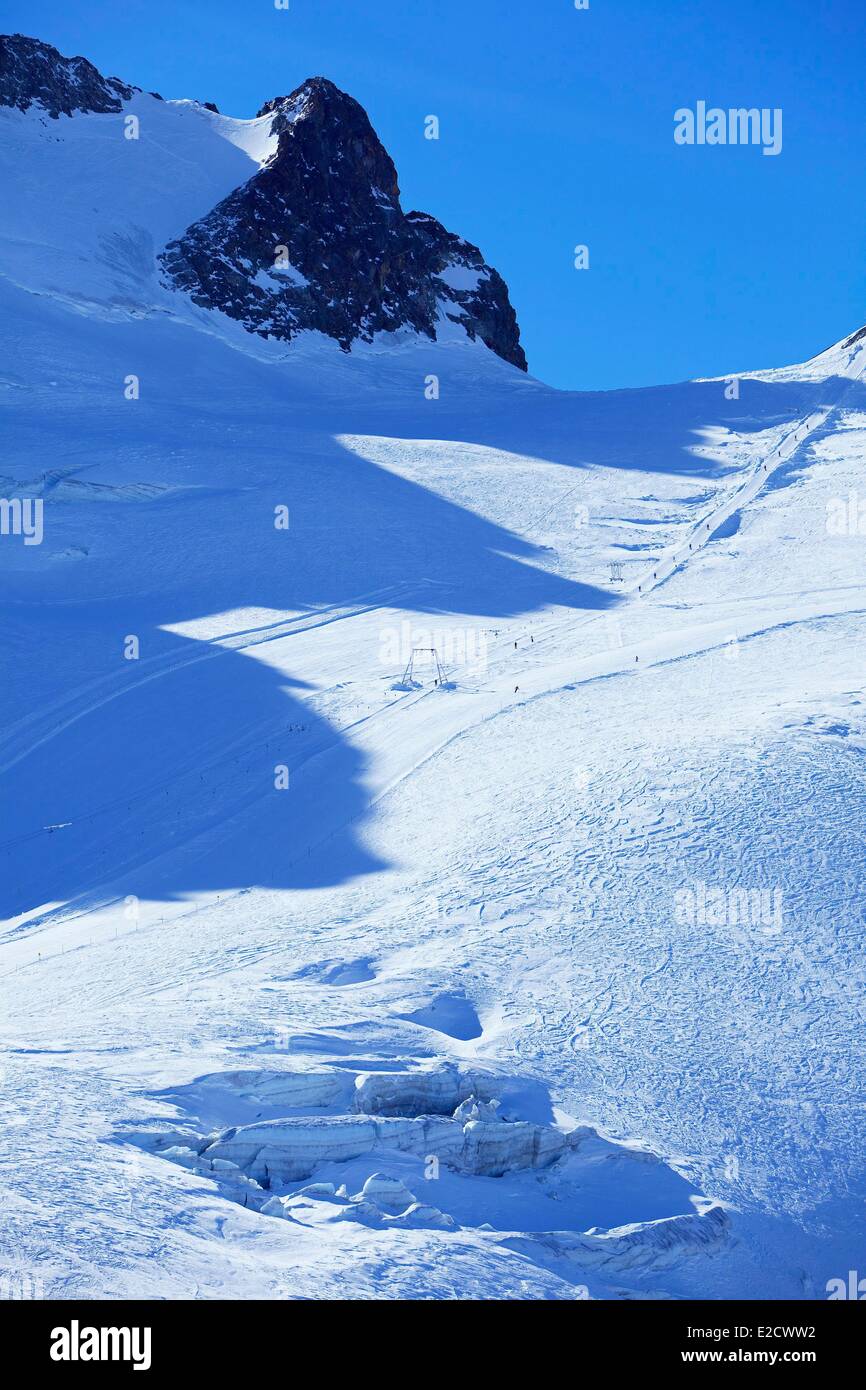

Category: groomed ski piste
[2, 89, 866, 1301]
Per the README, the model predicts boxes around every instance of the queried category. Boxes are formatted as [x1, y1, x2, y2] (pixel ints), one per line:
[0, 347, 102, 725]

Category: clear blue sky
[6, 0, 864, 389]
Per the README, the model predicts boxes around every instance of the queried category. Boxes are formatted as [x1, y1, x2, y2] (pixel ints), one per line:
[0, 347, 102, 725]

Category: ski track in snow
[1, 95, 865, 1297]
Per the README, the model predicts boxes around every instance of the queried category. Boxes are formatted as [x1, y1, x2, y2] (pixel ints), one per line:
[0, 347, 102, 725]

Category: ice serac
[0, 33, 138, 117]
[159, 77, 527, 369]
[201, 1106, 571, 1184]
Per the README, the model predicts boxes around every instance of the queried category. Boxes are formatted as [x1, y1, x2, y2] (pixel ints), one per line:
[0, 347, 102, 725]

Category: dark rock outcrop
[0, 33, 136, 117]
[160, 77, 526, 369]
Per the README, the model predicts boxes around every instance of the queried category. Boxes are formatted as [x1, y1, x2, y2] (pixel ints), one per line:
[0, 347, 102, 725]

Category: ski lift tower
[609, 560, 624, 584]
[400, 647, 447, 687]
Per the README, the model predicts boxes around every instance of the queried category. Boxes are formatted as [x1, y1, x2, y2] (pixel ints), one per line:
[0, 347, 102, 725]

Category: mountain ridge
[0, 31, 146, 115]
[0, 34, 526, 369]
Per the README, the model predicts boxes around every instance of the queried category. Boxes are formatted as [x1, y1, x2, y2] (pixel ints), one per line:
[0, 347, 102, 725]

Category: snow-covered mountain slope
[0, 91, 278, 308]
[1, 33, 865, 1302]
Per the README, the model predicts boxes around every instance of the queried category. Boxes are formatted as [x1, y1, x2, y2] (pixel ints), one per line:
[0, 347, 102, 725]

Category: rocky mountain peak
[0, 32, 526, 370]
[256, 77, 401, 204]
[258, 75, 363, 122]
[0, 32, 137, 117]
[161, 74, 525, 368]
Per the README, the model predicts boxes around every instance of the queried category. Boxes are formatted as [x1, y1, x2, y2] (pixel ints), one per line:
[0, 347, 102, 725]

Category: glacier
[1, 34, 865, 1302]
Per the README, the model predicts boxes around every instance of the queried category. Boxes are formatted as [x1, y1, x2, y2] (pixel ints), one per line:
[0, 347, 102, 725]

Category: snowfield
[1, 93, 866, 1301]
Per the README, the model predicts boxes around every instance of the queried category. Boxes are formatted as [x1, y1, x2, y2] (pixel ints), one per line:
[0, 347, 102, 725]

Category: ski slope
[1, 92, 866, 1301]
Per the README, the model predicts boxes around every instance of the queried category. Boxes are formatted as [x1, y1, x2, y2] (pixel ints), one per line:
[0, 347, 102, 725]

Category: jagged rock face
[1, 36, 525, 369]
[0, 33, 137, 117]
[160, 77, 527, 369]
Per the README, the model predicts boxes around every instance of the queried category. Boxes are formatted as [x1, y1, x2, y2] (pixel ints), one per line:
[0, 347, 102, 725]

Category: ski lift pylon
[400, 646, 447, 687]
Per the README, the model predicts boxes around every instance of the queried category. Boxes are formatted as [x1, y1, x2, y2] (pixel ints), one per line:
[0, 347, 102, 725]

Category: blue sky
[7, 0, 864, 389]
